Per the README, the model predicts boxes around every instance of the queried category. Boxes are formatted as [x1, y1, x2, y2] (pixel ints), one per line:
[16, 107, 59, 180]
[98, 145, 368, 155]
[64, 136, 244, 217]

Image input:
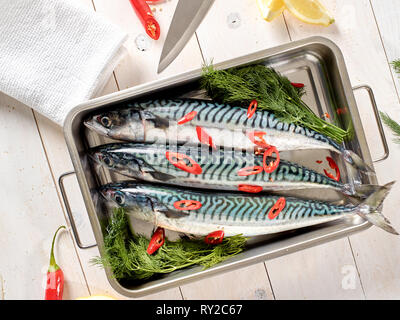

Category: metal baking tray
[60, 36, 389, 297]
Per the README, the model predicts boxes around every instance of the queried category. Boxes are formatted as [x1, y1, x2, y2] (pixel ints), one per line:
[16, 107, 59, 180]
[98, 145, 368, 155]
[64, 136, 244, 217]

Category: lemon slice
[283, 0, 335, 26]
[257, 0, 285, 22]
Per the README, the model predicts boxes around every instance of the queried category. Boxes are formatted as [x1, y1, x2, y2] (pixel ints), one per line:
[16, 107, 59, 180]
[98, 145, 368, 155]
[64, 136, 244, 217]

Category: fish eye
[100, 116, 112, 128]
[114, 191, 125, 205]
[103, 156, 113, 167]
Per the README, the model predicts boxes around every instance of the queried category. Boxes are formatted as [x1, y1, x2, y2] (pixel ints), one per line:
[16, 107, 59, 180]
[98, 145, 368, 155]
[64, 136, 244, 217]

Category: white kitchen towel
[0, 0, 128, 125]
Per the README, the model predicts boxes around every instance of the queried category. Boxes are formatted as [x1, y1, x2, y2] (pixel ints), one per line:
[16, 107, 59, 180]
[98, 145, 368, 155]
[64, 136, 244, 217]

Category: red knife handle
[129, 0, 160, 40]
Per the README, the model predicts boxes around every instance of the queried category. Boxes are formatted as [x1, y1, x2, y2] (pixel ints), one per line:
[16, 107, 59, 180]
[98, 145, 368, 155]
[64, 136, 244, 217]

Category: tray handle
[58, 171, 97, 249]
[352, 84, 389, 163]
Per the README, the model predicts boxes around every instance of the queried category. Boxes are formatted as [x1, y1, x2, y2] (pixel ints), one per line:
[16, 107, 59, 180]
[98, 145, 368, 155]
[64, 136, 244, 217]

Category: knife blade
[157, 0, 214, 73]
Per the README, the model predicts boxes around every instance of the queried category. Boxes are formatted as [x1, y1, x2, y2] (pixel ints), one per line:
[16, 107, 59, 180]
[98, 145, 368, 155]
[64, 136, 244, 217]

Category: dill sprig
[391, 59, 400, 75]
[91, 208, 247, 281]
[201, 64, 349, 143]
[379, 111, 400, 144]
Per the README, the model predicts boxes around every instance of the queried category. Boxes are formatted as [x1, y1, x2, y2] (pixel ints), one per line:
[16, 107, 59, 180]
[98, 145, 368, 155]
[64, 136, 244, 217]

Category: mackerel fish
[89, 143, 376, 197]
[84, 99, 371, 172]
[100, 181, 398, 236]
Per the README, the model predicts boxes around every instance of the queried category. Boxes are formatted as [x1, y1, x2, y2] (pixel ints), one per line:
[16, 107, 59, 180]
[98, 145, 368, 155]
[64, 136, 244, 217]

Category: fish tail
[354, 181, 398, 235]
[342, 183, 386, 199]
[343, 150, 375, 174]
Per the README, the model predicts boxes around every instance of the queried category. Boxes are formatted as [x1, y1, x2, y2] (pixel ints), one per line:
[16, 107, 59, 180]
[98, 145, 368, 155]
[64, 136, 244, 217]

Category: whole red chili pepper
[147, 227, 165, 255]
[45, 226, 66, 300]
[129, 0, 160, 40]
[205, 230, 224, 245]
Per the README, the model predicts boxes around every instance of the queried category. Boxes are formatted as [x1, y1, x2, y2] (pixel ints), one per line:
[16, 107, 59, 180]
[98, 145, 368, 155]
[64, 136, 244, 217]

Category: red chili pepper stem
[48, 226, 66, 273]
[45, 226, 66, 300]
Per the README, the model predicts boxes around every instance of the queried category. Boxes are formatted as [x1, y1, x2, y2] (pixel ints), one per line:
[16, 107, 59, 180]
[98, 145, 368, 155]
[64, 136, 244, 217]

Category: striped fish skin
[90, 143, 344, 193]
[99, 182, 356, 237]
[84, 99, 342, 153]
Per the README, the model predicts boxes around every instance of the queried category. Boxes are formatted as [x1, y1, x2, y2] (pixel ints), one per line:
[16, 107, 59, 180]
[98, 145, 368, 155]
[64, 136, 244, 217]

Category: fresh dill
[378, 60, 400, 144]
[201, 64, 349, 143]
[91, 208, 247, 281]
[392, 59, 400, 75]
[379, 111, 400, 144]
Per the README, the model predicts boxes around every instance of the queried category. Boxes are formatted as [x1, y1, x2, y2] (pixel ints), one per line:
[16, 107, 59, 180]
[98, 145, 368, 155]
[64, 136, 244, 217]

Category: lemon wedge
[257, 0, 285, 22]
[283, 0, 335, 26]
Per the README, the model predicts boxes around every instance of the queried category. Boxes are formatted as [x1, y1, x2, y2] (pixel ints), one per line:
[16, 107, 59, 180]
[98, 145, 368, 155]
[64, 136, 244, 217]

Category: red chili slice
[323, 156, 341, 182]
[291, 82, 304, 88]
[316, 160, 323, 164]
[262, 146, 280, 173]
[238, 184, 263, 193]
[268, 197, 286, 220]
[196, 126, 216, 149]
[247, 100, 258, 119]
[336, 107, 347, 115]
[204, 230, 224, 245]
[166, 151, 202, 175]
[147, 227, 165, 255]
[177, 111, 197, 125]
[237, 166, 263, 177]
[324, 112, 331, 119]
[173, 200, 202, 211]
[247, 131, 270, 148]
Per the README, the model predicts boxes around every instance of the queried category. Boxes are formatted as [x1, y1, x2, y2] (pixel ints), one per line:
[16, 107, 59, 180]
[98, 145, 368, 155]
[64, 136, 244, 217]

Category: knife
[157, 0, 215, 73]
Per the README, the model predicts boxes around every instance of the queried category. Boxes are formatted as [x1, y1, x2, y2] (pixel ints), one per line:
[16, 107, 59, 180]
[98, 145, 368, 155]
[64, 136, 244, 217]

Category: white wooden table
[2, 0, 400, 300]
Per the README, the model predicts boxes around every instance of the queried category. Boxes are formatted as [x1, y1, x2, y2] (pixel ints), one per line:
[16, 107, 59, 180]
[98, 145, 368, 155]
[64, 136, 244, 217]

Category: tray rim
[63, 36, 373, 297]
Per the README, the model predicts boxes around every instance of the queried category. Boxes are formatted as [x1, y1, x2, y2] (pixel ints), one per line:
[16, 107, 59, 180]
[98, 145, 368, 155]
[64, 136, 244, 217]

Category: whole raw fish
[99, 181, 397, 236]
[89, 143, 375, 197]
[84, 99, 371, 172]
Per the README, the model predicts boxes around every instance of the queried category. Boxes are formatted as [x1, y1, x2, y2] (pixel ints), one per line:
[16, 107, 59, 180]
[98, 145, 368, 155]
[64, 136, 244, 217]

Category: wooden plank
[193, 0, 363, 299]
[283, 0, 400, 299]
[266, 239, 364, 299]
[195, 0, 290, 63]
[0, 93, 89, 299]
[370, 0, 400, 97]
[370, 0, 400, 62]
[180, 264, 274, 300]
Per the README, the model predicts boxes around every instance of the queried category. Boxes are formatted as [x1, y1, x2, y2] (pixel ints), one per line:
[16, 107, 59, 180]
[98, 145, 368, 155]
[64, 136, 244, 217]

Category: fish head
[99, 183, 157, 218]
[99, 184, 129, 206]
[89, 148, 119, 170]
[89, 145, 150, 179]
[84, 109, 145, 141]
[99, 183, 144, 207]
